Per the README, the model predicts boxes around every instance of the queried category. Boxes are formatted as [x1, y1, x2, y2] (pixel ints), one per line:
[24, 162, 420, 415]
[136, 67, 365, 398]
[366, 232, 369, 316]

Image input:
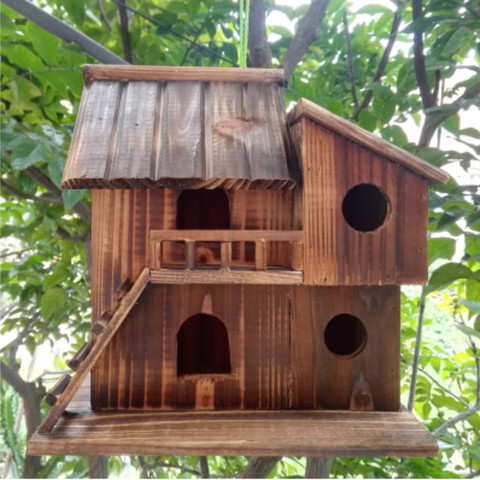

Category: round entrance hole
[342, 183, 390, 232]
[324, 314, 367, 357]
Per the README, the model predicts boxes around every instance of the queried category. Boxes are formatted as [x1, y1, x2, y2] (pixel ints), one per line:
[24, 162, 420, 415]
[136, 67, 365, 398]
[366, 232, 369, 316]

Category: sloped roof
[62, 66, 299, 190]
[288, 98, 449, 185]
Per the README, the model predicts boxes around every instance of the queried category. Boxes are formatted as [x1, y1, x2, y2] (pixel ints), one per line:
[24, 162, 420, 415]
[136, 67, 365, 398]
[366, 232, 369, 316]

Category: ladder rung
[45, 373, 72, 407]
[68, 343, 92, 371]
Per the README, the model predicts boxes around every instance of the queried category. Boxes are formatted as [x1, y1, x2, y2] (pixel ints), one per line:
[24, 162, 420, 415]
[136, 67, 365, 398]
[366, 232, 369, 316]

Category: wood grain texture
[288, 98, 449, 185]
[84, 65, 285, 86]
[92, 284, 292, 410]
[38, 268, 150, 433]
[290, 286, 400, 411]
[62, 78, 296, 190]
[299, 120, 429, 285]
[29, 381, 438, 457]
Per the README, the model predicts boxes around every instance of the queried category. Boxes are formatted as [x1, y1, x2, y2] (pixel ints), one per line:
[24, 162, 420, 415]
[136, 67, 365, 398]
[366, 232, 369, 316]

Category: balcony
[149, 230, 304, 285]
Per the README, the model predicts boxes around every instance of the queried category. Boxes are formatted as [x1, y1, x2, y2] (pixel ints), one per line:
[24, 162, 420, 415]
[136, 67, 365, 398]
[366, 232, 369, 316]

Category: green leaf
[62, 189, 85, 210]
[11, 143, 50, 170]
[460, 299, 480, 315]
[428, 237, 455, 264]
[427, 263, 480, 293]
[441, 26, 471, 59]
[26, 22, 62, 64]
[3, 45, 45, 71]
[442, 114, 460, 135]
[455, 323, 480, 340]
[358, 110, 376, 132]
[40, 288, 68, 321]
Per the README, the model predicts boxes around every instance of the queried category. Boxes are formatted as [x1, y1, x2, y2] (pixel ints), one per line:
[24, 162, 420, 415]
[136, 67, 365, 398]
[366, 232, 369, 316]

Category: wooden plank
[37, 268, 151, 434]
[150, 229, 303, 242]
[156, 81, 203, 183]
[62, 82, 122, 188]
[84, 65, 285, 86]
[29, 387, 438, 457]
[255, 240, 267, 270]
[108, 82, 159, 181]
[288, 98, 449, 185]
[220, 242, 232, 270]
[150, 269, 303, 285]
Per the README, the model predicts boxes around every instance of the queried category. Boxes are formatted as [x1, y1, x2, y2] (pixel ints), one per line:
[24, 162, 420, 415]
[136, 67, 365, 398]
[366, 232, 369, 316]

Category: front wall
[92, 284, 292, 410]
[301, 120, 428, 285]
[291, 285, 400, 411]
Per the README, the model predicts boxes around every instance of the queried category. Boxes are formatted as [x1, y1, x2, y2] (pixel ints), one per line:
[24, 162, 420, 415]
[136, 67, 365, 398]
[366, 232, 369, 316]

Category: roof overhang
[62, 65, 299, 190]
[288, 98, 449, 185]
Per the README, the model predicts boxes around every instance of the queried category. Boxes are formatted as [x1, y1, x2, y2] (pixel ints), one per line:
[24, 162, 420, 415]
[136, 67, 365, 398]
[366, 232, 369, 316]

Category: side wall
[297, 119, 428, 286]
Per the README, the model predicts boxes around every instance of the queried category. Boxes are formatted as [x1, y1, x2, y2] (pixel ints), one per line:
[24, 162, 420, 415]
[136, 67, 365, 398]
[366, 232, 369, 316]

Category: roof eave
[287, 98, 449, 185]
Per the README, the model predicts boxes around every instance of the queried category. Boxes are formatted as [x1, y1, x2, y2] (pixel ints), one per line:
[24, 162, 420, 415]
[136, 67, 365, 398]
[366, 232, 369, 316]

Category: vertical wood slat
[186, 241, 196, 270]
[255, 240, 267, 270]
[220, 242, 232, 270]
[149, 241, 162, 269]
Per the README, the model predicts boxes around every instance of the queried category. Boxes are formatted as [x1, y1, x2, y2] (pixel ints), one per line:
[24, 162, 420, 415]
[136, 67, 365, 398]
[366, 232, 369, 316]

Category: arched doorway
[177, 313, 232, 376]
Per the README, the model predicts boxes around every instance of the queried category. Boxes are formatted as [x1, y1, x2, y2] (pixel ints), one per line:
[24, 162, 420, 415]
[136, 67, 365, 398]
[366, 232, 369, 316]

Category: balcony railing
[149, 230, 304, 285]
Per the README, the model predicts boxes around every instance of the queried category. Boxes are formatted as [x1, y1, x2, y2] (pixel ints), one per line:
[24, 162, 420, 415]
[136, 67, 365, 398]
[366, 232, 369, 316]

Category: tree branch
[466, 467, 480, 479]
[305, 458, 332, 478]
[88, 457, 108, 479]
[281, 0, 331, 82]
[417, 80, 480, 149]
[342, 9, 359, 111]
[248, 0, 272, 68]
[353, 9, 401, 120]
[1, 0, 128, 65]
[408, 285, 428, 411]
[117, 0, 133, 63]
[200, 456, 210, 478]
[24, 166, 92, 225]
[412, 0, 436, 110]
[1, 179, 63, 205]
[237, 457, 281, 478]
[419, 367, 469, 408]
[56, 227, 90, 243]
[1, 361, 42, 478]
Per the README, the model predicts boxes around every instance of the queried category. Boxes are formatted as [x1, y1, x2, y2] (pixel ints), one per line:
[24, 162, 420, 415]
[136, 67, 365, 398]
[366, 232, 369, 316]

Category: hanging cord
[239, 0, 250, 68]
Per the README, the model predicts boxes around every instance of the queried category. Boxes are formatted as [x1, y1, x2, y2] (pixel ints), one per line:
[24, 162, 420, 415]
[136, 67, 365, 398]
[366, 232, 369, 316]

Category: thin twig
[343, 9, 359, 110]
[418, 367, 469, 408]
[466, 467, 480, 478]
[96, 0, 112, 30]
[353, 9, 401, 120]
[408, 285, 428, 411]
[0, 247, 37, 258]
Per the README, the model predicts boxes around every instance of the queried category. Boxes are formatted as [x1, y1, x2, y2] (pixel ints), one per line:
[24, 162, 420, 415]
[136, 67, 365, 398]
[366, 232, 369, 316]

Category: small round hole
[342, 183, 390, 232]
[324, 314, 367, 357]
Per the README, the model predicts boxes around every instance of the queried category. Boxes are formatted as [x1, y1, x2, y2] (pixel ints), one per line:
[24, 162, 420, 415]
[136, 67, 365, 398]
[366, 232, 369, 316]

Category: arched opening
[177, 189, 230, 230]
[324, 314, 367, 358]
[341, 183, 390, 232]
[177, 314, 232, 376]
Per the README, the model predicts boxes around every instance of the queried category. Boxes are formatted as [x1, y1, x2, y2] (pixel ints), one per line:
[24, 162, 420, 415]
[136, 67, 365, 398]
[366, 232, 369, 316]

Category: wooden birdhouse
[29, 66, 449, 458]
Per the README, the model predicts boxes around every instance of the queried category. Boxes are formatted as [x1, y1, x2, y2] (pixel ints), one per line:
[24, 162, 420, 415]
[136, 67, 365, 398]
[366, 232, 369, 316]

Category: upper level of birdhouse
[62, 65, 448, 291]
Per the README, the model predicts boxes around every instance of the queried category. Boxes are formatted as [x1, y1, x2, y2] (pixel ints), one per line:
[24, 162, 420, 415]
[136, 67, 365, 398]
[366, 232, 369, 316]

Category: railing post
[221, 241, 232, 270]
[186, 240, 196, 270]
[255, 240, 267, 271]
[149, 240, 162, 269]
[290, 241, 304, 271]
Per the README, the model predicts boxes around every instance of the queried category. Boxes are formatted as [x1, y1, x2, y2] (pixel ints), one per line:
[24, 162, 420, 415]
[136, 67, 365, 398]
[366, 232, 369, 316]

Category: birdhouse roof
[288, 98, 449, 185]
[62, 65, 299, 190]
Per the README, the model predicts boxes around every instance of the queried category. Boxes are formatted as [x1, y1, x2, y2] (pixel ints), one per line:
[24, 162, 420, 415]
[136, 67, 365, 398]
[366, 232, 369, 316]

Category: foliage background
[0, 0, 479, 478]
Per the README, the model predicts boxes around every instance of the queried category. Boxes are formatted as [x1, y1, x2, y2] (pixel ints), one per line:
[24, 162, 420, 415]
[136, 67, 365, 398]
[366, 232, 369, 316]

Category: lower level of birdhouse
[91, 284, 400, 412]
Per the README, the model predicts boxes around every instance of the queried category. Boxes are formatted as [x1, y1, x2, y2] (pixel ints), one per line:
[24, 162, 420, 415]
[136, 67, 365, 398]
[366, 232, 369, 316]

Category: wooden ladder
[38, 267, 150, 434]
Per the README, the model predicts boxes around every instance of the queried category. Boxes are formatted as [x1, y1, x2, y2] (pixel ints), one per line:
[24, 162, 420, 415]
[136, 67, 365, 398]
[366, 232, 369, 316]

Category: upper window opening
[342, 183, 390, 232]
[177, 314, 232, 376]
[177, 189, 230, 230]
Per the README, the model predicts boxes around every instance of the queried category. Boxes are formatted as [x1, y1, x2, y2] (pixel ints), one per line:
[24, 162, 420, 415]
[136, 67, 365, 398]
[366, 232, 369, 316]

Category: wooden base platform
[28, 385, 437, 458]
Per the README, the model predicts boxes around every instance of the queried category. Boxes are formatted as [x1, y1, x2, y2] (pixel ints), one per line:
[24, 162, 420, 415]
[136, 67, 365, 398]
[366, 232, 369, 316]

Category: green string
[239, 0, 250, 68]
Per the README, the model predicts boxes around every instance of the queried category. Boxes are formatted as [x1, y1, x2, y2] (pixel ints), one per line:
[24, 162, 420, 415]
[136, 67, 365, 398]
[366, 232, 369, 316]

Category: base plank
[28, 384, 437, 458]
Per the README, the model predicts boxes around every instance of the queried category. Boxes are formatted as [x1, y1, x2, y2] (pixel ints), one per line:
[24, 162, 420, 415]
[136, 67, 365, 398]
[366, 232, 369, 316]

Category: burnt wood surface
[62, 75, 298, 189]
[288, 98, 448, 185]
[28, 382, 438, 457]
